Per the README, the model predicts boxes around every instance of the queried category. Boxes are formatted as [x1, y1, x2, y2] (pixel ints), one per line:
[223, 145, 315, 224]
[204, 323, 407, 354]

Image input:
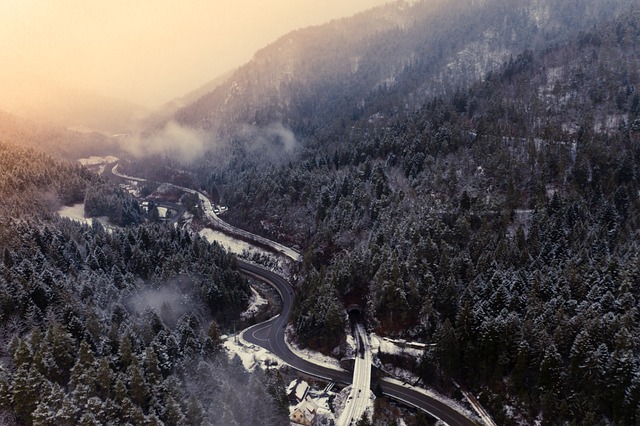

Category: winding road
[110, 162, 301, 261]
[239, 261, 352, 383]
[239, 261, 480, 426]
[106, 162, 480, 425]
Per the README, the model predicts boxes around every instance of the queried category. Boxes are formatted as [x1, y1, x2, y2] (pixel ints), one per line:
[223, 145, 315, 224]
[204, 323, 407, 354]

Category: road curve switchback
[238, 260, 480, 426]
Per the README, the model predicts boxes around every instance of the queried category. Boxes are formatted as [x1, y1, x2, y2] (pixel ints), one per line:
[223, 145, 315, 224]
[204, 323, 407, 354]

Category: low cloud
[129, 288, 191, 328]
[240, 122, 300, 162]
[122, 120, 208, 163]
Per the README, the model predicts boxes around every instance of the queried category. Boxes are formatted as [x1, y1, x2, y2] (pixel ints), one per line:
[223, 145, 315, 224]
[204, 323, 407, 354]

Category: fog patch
[129, 288, 187, 328]
[122, 120, 209, 164]
[128, 276, 200, 328]
[240, 122, 299, 162]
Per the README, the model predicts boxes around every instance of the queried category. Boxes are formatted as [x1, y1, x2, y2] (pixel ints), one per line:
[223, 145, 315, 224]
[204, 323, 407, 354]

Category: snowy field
[78, 156, 119, 166]
[370, 333, 424, 358]
[58, 203, 91, 225]
[223, 335, 283, 371]
[157, 206, 168, 218]
[57, 203, 116, 232]
[199, 228, 255, 254]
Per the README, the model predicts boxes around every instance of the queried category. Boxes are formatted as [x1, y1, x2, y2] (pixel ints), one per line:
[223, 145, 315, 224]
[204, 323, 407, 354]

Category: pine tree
[128, 360, 149, 411]
[162, 395, 186, 426]
[12, 365, 48, 425]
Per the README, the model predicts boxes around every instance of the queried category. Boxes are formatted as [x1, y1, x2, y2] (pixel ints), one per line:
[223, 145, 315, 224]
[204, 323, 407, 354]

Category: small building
[290, 396, 318, 426]
[287, 378, 310, 404]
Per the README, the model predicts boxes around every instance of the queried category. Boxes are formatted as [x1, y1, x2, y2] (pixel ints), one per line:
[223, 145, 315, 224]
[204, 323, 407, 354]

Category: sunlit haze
[0, 0, 390, 109]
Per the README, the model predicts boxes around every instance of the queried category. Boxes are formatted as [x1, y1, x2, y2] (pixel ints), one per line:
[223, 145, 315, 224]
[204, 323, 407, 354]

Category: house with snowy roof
[290, 395, 318, 426]
[287, 378, 310, 404]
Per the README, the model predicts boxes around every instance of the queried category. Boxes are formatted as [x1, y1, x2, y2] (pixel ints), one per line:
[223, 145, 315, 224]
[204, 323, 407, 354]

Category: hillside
[181, 6, 640, 425]
[174, 0, 634, 142]
[0, 72, 149, 135]
[2, 0, 639, 424]
[0, 110, 120, 161]
[0, 140, 289, 425]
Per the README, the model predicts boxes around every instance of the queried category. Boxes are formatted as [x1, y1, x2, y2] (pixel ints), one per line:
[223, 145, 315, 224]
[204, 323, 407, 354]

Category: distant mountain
[0, 73, 148, 135]
[0, 109, 120, 160]
[139, 70, 234, 131]
[174, 0, 633, 140]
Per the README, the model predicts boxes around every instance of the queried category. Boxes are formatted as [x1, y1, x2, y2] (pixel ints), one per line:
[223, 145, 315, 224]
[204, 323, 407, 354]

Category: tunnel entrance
[347, 304, 364, 336]
[347, 304, 363, 321]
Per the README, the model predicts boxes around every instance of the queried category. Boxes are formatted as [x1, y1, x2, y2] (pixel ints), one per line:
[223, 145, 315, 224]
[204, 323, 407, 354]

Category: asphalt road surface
[336, 323, 372, 426]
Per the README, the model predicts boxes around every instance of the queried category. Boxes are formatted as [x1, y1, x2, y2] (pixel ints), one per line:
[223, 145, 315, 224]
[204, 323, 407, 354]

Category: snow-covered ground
[285, 325, 346, 372]
[157, 206, 168, 218]
[58, 203, 91, 225]
[200, 228, 256, 255]
[287, 379, 340, 424]
[223, 335, 283, 371]
[57, 203, 117, 232]
[370, 333, 424, 358]
[78, 155, 119, 166]
[309, 390, 336, 422]
[199, 228, 287, 272]
[241, 287, 268, 320]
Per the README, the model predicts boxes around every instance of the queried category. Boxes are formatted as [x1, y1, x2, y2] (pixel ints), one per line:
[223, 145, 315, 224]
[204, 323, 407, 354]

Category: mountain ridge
[172, 0, 633, 142]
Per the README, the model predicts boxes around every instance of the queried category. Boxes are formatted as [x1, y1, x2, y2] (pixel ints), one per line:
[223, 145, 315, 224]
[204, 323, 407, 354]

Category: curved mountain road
[108, 162, 301, 261]
[239, 261, 352, 383]
[239, 261, 480, 426]
[103, 163, 479, 425]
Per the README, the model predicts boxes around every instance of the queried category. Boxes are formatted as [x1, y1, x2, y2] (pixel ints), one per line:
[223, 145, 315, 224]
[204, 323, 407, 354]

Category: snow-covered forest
[1, 0, 640, 425]
[0, 143, 288, 424]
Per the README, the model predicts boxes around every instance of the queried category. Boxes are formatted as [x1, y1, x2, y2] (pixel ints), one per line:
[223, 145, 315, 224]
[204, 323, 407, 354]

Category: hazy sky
[0, 0, 390, 108]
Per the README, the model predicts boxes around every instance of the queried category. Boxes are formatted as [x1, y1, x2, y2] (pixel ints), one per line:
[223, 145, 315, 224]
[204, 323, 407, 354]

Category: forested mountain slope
[196, 8, 640, 425]
[0, 141, 98, 216]
[175, 0, 633, 142]
[0, 110, 120, 161]
[0, 142, 288, 425]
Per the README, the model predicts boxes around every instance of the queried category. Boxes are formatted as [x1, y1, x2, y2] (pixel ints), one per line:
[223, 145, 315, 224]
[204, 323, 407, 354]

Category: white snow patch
[370, 333, 424, 358]
[199, 228, 285, 272]
[57, 203, 117, 233]
[285, 326, 345, 372]
[223, 335, 282, 372]
[346, 334, 356, 355]
[241, 287, 268, 319]
[199, 228, 255, 254]
[58, 203, 90, 224]
[157, 206, 168, 219]
[78, 155, 119, 166]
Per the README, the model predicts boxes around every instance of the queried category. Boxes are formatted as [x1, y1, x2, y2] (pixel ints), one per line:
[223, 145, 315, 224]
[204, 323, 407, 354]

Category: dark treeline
[84, 184, 145, 227]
